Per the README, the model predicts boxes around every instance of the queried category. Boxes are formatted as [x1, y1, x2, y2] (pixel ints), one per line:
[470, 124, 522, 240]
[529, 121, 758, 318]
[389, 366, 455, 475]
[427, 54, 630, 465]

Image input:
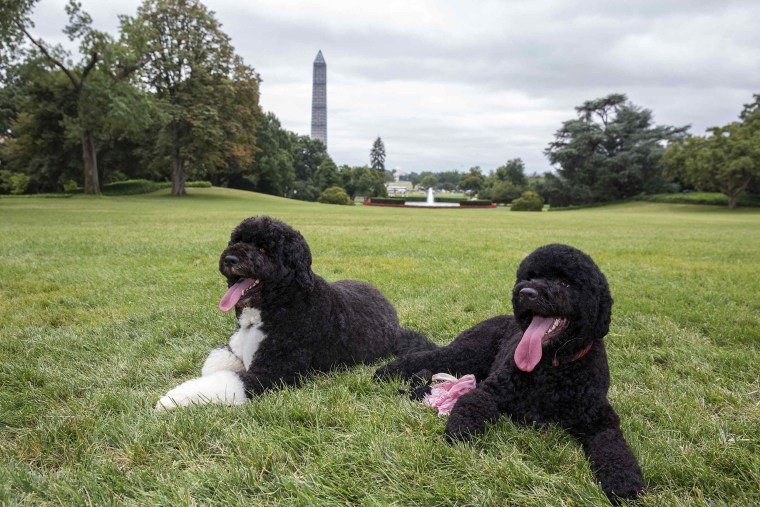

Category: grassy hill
[1, 188, 758, 505]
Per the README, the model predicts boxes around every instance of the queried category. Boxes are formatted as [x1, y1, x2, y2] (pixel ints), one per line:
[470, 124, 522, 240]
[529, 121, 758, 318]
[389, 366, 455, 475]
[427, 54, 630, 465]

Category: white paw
[201, 346, 245, 376]
[155, 371, 246, 411]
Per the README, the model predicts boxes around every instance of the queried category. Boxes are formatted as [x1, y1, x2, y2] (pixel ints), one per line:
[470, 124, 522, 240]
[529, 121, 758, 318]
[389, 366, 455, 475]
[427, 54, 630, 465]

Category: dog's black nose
[223, 255, 239, 266]
[519, 287, 539, 300]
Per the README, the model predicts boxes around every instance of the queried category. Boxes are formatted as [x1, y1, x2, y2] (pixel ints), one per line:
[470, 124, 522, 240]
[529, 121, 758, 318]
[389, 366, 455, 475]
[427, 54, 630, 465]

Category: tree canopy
[127, 0, 261, 196]
[663, 95, 760, 209]
[541, 93, 688, 206]
[2, 0, 141, 194]
[370, 136, 386, 172]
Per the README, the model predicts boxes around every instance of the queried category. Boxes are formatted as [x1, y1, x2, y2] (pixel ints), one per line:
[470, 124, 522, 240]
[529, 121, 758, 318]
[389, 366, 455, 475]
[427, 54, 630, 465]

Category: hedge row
[637, 192, 760, 207]
[68, 180, 213, 196]
[369, 197, 493, 206]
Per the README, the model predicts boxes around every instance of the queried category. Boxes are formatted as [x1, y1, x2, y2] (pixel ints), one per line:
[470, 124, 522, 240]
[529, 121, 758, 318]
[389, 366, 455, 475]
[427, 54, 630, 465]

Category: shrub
[0, 170, 12, 194]
[1, 170, 32, 195]
[100, 180, 211, 195]
[368, 197, 405, 205]
[459, 199, 494, 207]
[9, 173, 31, 195]
[637, 192, 760, 207]
[487, 181, 522, 204]
[63, 180, 78, 193]
[511, 191, 544, 211]
[185, 181, 213, 188]
[102, 180, 168, 195]
[318, 186, 353, 205]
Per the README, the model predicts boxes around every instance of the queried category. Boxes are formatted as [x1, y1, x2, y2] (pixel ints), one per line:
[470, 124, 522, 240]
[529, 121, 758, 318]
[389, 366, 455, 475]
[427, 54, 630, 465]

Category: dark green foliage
[0, 170, 31, 194]
[542, 94, 688, 206]
[459, 166, 485, 195]
[478, 159, 530, 203]
[406, 170, 463, 190]
[340, 165, 387, 199]
[101, 179, 169, 195]
[510, 191, 544, 211]
[67, 179, 211, 195]
[0, 65, 81, 193]
[127, 0, 261, 196]
[238, 112, 294, 196]
[370, 137, 385, 171]
[459, 199, 494, 206]
[638, 192, 760, 207]
[318, 186, 353, 205]
[662, 95, 760, 209]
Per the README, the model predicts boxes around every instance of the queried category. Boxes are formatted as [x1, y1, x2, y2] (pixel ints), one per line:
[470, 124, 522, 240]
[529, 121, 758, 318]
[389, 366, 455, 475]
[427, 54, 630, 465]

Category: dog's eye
[559, 280, 571, 288]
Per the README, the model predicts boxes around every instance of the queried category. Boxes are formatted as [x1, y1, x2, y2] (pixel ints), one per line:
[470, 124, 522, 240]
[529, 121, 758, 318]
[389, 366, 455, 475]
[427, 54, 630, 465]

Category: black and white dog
[156, 216, 435, 410]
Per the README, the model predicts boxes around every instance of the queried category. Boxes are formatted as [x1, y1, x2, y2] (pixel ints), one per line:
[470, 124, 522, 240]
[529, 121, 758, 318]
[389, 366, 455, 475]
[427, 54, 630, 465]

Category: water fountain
[404, 188, 460, 207]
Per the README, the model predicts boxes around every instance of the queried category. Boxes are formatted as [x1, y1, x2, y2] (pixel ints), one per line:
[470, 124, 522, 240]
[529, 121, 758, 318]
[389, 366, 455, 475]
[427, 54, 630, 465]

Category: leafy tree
[0, 64, 81, 192]
[0, 1, 37, 76]
[477, 159, 529, 202]
[485, 181, 522, 204]
[370, 136, 385, 171]
[239, 112, 294, 196]
[340, 165, 386, 199]
[287, 134, 328, 200]
[290, 135, 326, 182]
[2, 0, 141, 195]
[128, 0, 261, 196]
[315, 157, 341, 191]
[459, 166, 485, 194]
[663, 121, 760, 209]
[544, 93, 688, 205]
[496, 159, 527, 186]
[534, 172, 592, 208]
[420, 174, 438, 189]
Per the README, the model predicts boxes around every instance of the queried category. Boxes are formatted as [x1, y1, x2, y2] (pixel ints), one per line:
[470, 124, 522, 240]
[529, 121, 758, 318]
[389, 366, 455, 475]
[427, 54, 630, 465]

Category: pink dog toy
[423, 373, 477, 415]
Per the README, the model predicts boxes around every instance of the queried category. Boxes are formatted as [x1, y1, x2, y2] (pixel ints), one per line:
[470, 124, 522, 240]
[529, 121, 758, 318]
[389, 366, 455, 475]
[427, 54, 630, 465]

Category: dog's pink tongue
[219, 278, 256, 312]
[514, 316, 554, 372]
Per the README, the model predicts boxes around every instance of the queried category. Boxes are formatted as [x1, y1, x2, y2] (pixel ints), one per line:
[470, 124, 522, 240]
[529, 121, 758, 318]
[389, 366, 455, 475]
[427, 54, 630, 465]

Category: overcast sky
[30, 0, 760, 175]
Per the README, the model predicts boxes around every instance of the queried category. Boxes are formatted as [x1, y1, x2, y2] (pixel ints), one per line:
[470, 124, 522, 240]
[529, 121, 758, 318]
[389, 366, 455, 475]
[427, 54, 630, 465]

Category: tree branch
[80, 51, 99, 82]
[18, 21, 81, 90]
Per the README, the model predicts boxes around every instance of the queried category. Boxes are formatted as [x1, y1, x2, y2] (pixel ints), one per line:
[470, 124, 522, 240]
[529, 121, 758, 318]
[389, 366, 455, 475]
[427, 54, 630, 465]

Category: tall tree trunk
[727, 193, 737, 209]
[82, 129, 101, 195]
[170, 123, 186, 196]
[171, 157, 186, 196]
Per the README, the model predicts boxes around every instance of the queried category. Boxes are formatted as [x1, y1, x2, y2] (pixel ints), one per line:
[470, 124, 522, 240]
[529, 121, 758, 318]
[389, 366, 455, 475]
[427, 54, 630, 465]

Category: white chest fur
[228, 307, 267, 370]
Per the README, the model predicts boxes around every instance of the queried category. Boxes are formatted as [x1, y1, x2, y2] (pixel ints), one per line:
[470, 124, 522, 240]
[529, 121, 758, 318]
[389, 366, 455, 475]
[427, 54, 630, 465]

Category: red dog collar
[552, 341, 594, 367]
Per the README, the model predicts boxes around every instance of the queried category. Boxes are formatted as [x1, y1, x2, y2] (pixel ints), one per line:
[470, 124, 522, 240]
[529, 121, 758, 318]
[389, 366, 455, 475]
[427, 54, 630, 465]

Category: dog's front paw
[155, 371, 246, 411]
[442, 389, 499, 444]
[201, 346, 245, 376]
[373, 363, 401, 381]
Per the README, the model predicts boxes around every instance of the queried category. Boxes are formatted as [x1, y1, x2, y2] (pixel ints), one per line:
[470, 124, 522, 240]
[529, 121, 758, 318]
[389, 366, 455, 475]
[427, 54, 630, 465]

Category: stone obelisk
[311, 50, 327, 148]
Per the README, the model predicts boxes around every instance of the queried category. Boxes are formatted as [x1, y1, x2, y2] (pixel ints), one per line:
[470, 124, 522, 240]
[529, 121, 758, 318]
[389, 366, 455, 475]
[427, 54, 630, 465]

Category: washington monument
[311, 50, 327, 148]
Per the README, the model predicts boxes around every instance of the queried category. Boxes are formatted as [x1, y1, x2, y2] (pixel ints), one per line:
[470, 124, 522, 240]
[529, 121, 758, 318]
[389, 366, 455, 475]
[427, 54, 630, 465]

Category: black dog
[375, 244, 644, 502]
[157, 216, 434, 410]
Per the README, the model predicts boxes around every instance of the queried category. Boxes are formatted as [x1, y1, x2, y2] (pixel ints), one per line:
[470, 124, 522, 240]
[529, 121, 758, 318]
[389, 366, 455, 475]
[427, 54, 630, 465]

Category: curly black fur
[219, 216, 435, 394]
[375, 244, 644, 502]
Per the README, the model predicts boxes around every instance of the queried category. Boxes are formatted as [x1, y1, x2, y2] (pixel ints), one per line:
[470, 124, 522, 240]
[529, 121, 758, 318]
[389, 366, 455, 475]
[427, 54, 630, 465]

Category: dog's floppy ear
[593, 273, 613, 340]
[283, 229, 315, 291]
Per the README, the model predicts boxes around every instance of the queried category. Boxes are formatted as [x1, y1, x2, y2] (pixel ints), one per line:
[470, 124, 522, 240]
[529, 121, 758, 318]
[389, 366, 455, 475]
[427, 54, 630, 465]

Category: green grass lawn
[1, 188, 758, 505]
